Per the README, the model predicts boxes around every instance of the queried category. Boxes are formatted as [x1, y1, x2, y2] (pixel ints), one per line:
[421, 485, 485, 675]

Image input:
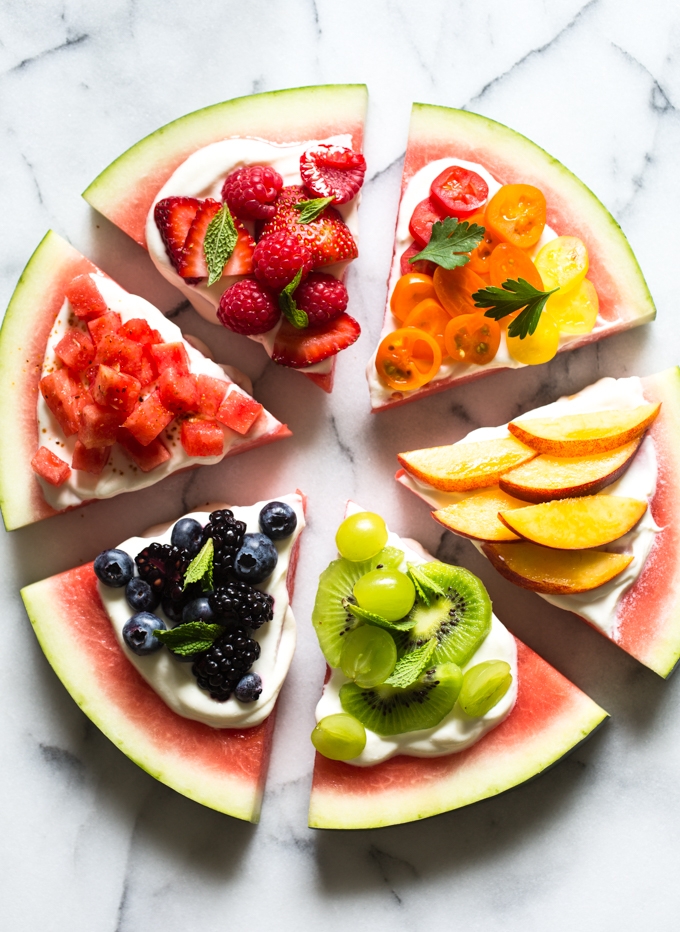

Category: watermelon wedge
[0, 231, 291, 531]
[82, 85, 368, 394]
[20, 494, 305, 821]
[368, 103, 656, 411]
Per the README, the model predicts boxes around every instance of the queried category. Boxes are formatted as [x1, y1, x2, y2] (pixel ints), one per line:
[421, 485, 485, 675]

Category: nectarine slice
[508, 403, 660, 456]
[397, 436, 536, 492]
[482, 541, 634, 594]
[433, 489, 528, 541]
[499, 495, 647, 549]
[498, 438, 642, 503]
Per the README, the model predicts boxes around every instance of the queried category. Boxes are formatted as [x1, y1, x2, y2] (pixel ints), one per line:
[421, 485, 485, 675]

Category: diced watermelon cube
[118, 318, 163, 345]
[88, 311, 123, 345]
[158, 367, 200, 415]
[78, 404, 125, 449]
[196, 375, 228, 417]
[64, 274, 108, 321]
[40, 369, 92, 437]
[94, 332, 144, 376]
[72, 440, 110, 475]
[117, 428, 171, 472]
[150, 342, 191, 375]
[122, 392, 174, 446]
[54, 328, 96, 371]
[180, 418, 225, 457]
[216, 389, 263, 435]
[92, 365, 141, 415]
[132, 348, 158, 387]
[31, 446, 71, 486]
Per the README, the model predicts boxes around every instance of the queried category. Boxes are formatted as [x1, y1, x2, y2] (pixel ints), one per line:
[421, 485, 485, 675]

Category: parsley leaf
[278, 267, 308, 329]
[344, 600, 416, 632]
[203, 204, 238, 286]
[183, 538, 214, 591]
[410, 217, 485, 270]
[293, 196, 334, 223]
[384, 638, 437, 688]
[472, 278, 559, 339]
[153, 622, 225, 657]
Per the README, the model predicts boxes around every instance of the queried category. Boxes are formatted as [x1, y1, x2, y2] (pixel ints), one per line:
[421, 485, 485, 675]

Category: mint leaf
[407, 563, 446, 606]
[385, 638, 437, 688]
[344, 600, 416, 632]
[153, 621, 224, 657]
[472, 278, 559, 339]
[293, 196, 334, 223]
[410, 217, 485, 270]
[183, 537, 214, 591]
[278, 267, 308, 329]
[204, 204, 238, 286]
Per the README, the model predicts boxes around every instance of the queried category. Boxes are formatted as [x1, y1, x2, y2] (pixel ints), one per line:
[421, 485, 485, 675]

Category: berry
[161, 595, 187, 626]
[192, 627, 260, 702]
[122, 612, 166, 656]
[202, 509, 246, 584]
[170, 517, 205, 556]
[222, 165, 283, 220]
[125, 577, 161, 613]
[261, 186, 358, 267]
[135, 543, 190, 601]
[94, 549, 134, 588]
[217, 278, 280, 336]
[295, 273, 348, 327]
[233, 533, 278, 584]
[272, 313, 361, 369]
[177, 199, 221, 280]
[259, 501, 297, 540]
[154, 196, 201, 275]
[252, 231, 314, 291]
[300, 144, 366, 204]
[209, 581, 274, 629]
[182, 597, 217, 624]
[234, 672, 263, 703]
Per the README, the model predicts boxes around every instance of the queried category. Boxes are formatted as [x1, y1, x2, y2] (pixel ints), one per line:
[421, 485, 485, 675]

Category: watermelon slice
[82, 85, 368, 394]
[0, 231, 291, 531]
[368, 103, 656, 411]
[20, 494, 305, 821]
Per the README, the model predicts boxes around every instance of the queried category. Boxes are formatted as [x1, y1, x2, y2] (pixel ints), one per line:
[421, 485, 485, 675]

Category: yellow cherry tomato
[375, 327, 442, 391]
[433, 265, 487, 317]
[485, 184, 546, 249]
[545, 278, 599, 334]
[444, 313, 501, 366]
[467, 210, 502, 276]
[535, 236, 588, 293]
[390, 272, 437, 323]
[506, 313, 559, 366]
[404, 299, 451, 354]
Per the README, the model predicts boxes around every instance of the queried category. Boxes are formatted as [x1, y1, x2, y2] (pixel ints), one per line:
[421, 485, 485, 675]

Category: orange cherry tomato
[433, 265, 488, 318]
[444, 313, 500, 366]
[489, 242, 543, 289]
[404, 299, 451, 354]
[375, 327, 442, 391]
[390, 272, 437, 322]
[467, 210, 502, 276]
[485, 184, 546, 249]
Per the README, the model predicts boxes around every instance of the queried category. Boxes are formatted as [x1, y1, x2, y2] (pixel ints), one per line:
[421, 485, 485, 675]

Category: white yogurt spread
[315, 502, 518, 766]
[99, 493, 304, 729]
[397, 376, 660, 639]
[38, 273, 279, 510]
[146, 134, 361, 376]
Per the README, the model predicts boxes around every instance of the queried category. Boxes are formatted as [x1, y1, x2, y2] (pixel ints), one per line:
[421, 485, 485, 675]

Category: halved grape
[340, 625, 397, 687]
[353, 568, 416, 622]
[336, 512, 388, 562]
[458, 660, 512, 717]
[311, 713, 367, 760]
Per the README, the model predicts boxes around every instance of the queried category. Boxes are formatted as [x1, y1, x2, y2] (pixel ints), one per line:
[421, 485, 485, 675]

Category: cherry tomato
[390, 273, 436, 322]
[433, 265, 488, 318]
[430, 166, 489, 220]
[467, 210, 502, 276]
[408, 198, 446, 248]
[535, 236, 588, 293]
[444, 313, 500, 366]
[506, 313, 559, 365]
[489, 243, 543, 290]
[485, 184, 546, 249]
[400, 243, 436, 277]
[375, 327, 442, 391]
[545, 278, 599, 334]
[404, 299, 451, 354]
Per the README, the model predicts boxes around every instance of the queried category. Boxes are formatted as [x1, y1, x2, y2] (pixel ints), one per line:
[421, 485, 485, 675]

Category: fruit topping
[154, 196, 202, 273]
[545, 279, 599, 334]
[65, 274, 109, 321]
[149, 341, 191, 375]
[122, 392, 174, 446]
[158, 368, 199, 415]
[375, 327, 442, 392]
[271, 312, 360, 369]
[217, 277, 280, 335]
[259, 501, 297, 540]
[433, 265, 487, 317]
[340, 625, 397, 688]
[125, 577, 161, 613]
[40, 369, 92, 437]
[294, 272, 348, 326]
[177, 199, 222, 280]
[484, 183, 546, 249]
[202, 509, 246, 584]
[433, 489, 526, 542]
[506, 312, 559, 365]
[400, 242, 436, 277]
[458, 661, 512, 717]
[390, 272, 436, 323]
[215, 390, 263, 434]
[408, 198, 446, 249]
[444, 313, 500, 365]
[398, 435, 536, 492]
[54, 329, 96, 371]
[261, 185, 358, 267]
[222, 164, 284, 220]
[180, 418, 224, 458]
[92, 365, 141, 415]
[170, 517, 204, 555]
[252, 230, 314, 291]
[354, 568, 416, 621]
[123, 612, 167, 656]
[430, 165, 488, 220]
[195, 375, 228, 417]
[404, 300, 450, 354]
[116, 430, 171, 473]
[234, 672, 263, 703]
[508, 404, 661, 456]
[71, 441, 110, 474]
[135, 543, 189, 601]
[312, 713, 367, 760]
[31, 447, 71, 487]
[300, 145, 366, 204]
[233, 532, 278, 584]
[335, 511, 388, 562]
[182, 597, 217, 624]
[209, 581, 274, 629]
[489, 242, 543, 290]
[94, 548, 135, 588]
[191, 626, 260, 702]
[535, 236, 588, 292]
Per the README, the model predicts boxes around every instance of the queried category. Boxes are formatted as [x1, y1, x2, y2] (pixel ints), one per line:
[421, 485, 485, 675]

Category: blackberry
[209, 581, 274, 630]
[135, 543, 190, 601]
[192, 627, 260, 702]
[202, 509, 246, 583]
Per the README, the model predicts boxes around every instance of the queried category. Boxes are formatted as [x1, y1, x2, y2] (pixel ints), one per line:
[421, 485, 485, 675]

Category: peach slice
[482, 541, 634, 594]
[499, 495, 647, 549]
[397, 436, 537, 492]
[498, 438, 642, 503]
[508, 403, 660, 456]
[433, 489, 527, 541]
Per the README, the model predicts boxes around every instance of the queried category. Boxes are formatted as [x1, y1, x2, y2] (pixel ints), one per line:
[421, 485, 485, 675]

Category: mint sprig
[293, 196, 334, 223]
[344, 600, 416, 632]
[407, 563, 446, 606]
[278, 267, 308, 329]
[204, 204, 238, 286]
[183, 538, 214, 591]
[153, 621, 224, 657]
[385, 638, 437, 688]
[473, 278, 559, 339]
[410, 217, 485, 270]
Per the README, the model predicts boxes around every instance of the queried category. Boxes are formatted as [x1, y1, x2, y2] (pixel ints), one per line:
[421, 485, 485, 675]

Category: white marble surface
[2, 1, 680, 928]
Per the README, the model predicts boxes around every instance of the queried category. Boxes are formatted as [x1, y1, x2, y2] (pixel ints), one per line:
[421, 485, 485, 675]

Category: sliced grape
[336, 512, 389, 562]
[311, 713, 366, 760]
[353, 569, 416, 621]
[340, 625, 397, 687]
[458, 660, 512, 717]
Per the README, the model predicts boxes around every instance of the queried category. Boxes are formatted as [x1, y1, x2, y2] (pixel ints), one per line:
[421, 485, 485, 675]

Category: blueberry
[171, 517, 204, 556]
[122, 612, 166, 655]
[161, 596, 186, 626]
[125, 577, 161, 613]
[94, 549, 134, 588]
[234, 672, 262, 702]
[259, 501, 297, 541]
[182, 597, 216, 624]
[233, 533, 278, 583]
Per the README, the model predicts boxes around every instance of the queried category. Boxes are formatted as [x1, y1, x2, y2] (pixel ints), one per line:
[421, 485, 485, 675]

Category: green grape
[311, 713, 367, 761]
[458, 660, 512, 717]
[353, 568, 416, 621]
[340, 625, 397, 687]
[336, 512, 388, 562]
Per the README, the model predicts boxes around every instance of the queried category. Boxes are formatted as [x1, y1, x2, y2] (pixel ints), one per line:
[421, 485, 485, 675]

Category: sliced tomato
[408, 198, 446, 248]
[444, 313, 501, 366]
[433, 265, 487, 318]
[399, 243, 436, 277]
[484, 184, 546, 249]
[489, 243, 543, 290]
[404, 299, 450, 354]
[375, 327, 442, 391]
[467, 210, 502, 276]
[430, 166, 488, 219]
[390, 273, 436, 323]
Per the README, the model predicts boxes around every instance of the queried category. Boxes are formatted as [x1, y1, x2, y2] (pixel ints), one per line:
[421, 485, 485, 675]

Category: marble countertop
[2, 0, 680, 928]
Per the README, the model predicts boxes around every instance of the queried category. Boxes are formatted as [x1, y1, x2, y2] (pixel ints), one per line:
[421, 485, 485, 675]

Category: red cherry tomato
[408, 198, 446, 248]
[430, 166, 489, 220]
[400, 243, 436, 277]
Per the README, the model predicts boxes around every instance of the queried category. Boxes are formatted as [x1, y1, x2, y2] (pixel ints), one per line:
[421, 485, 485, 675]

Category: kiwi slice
[340, 663, 463, 736]
[312, 546, 404, 666]
[396, 562, 491, 667]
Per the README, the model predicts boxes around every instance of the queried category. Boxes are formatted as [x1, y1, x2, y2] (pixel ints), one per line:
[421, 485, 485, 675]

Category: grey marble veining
[2, 1, 680, 929]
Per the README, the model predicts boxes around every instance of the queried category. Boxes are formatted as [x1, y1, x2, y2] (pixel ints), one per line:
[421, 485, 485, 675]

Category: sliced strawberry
[64, 274, 108, 321]
[300, 145, 366, 204]
[181, 418, 225, 457]
[177, 199, 221, 279]
[117, 429, 171, 473]
[224, 222, 256, 276]
[271, 313, 361, 369]
[154, 196, 201, 273]
[72, 440, 110, 475]
[31, 446, 71, 486]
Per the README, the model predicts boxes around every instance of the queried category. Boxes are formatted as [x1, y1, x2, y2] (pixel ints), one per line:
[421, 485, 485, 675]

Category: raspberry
[217, 278, 280, 336]
[300, 145, 366, 204]
[222, 165, 283, 221]
[252, 231, 314, 292]
[295, 273, 348, 327]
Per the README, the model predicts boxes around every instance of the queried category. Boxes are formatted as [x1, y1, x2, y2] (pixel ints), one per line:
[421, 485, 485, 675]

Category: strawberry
[178, 199, 255, 280]
[271, 313, 360, 368]
[154, 196, 201, 274]
[260, 186, 358, 268]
